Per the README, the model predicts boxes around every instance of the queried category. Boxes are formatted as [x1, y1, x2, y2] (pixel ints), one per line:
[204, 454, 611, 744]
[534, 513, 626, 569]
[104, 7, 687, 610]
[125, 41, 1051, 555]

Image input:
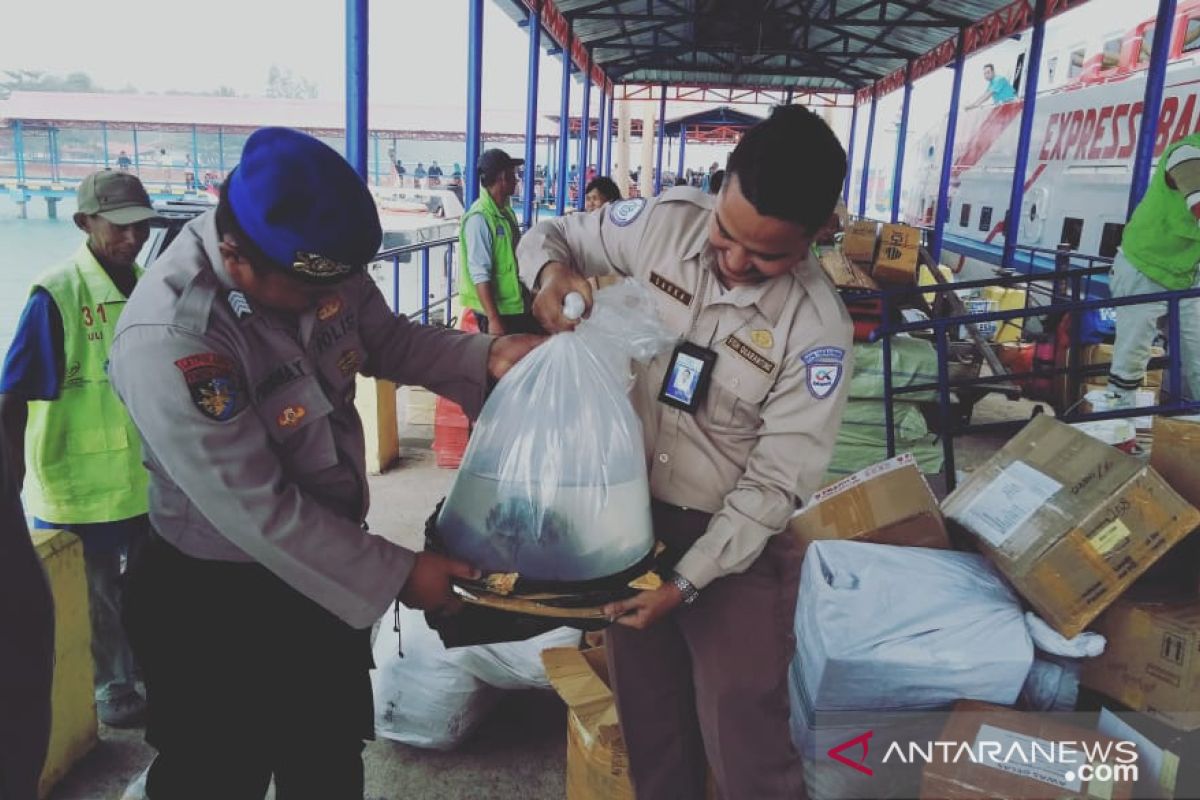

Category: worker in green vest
[458, 148, 540, 334]
[1108, 135, 1200, 405]
[0, 170, 158, 728]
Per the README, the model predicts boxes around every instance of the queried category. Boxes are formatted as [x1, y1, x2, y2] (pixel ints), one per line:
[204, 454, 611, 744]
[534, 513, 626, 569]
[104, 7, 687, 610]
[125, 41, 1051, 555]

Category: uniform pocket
[703, 374, 771, 432]
[256, 376, 339, 473]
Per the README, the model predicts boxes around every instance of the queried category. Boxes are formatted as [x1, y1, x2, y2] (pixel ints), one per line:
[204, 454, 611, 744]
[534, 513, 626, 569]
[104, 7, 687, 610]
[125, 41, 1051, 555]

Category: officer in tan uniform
[518, 106, 851, 799]
[108, 128, 540, 799]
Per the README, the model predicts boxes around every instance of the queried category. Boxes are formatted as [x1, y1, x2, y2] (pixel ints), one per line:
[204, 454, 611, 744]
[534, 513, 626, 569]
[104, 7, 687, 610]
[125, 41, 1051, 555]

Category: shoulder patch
[174, 353, 246, 421]
[609, 197, 647, 227]
[801, 346, 845, 399]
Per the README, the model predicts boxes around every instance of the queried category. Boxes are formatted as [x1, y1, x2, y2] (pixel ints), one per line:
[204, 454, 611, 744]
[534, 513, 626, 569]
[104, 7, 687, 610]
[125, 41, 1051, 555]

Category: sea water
[437, 472, 654, 582]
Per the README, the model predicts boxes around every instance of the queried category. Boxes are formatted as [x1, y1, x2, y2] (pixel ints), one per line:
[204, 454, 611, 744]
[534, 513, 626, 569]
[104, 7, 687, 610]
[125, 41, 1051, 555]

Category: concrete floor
[46, 389, 1041, 800]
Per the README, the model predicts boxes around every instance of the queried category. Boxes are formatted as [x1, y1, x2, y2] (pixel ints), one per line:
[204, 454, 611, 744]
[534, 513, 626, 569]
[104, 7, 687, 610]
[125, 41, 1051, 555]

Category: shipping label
[957, 461, 1063, 547]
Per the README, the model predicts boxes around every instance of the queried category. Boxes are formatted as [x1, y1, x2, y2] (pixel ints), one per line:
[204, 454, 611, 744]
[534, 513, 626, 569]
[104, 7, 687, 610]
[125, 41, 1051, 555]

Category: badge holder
[658, 341, 718, 414]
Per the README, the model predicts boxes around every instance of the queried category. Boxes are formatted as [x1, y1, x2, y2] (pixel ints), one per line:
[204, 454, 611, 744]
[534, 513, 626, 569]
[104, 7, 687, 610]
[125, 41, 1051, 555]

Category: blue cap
[227, 127, 382, 284]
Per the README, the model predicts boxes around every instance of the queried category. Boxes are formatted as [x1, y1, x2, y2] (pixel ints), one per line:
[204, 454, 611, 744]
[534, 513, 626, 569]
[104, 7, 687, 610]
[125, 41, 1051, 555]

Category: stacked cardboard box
[791, 454, 949, 556]
[943, 415, 1200, 638]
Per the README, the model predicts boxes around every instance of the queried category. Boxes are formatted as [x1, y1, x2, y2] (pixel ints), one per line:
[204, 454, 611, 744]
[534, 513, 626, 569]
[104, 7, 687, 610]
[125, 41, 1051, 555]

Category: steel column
[1128, 0, 1178, 215]
[785, 87, 794, 105]
[49, 128, 59, 182]
[372, 134, 380, 185]
[1002, 0, 1048, 269]
[843, 104, 858, 204]
[345, 0, 369, 179]
[655, 83, 667, 194]
[858, 90, 878, 217]
[556, 25, 572, 215]
[931, 34, 967, 264]
[102, 122, 110, 169]
[595, 88, 607, 182]
[132, 127, 140, 176]
[678, 128, 687, 178]
[13, 121, 25, 183]
[523, 3, 542, 227]
[605, 85, 615, 175]
[890, 66, 913, 223]
[191, 125, 200, 189]
[218, 128, 226, 175]
[577, 53, 591, 210]
[465, 0, 485, 206]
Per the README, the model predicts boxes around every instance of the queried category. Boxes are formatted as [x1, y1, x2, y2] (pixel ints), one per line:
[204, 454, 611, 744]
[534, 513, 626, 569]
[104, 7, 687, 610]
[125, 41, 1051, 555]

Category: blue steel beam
[1128, 0, 1178, 215]
[344, 0, 369, 179]
[843, 103, 858, 204]
[522, 3, 542, 228]
[1002, 0, 1047, 269]
[655, 83, 667, 194]
[595, 88, 607, 183]
[465, 0, 485, 207]
[931, 33, 967, 264]
[577, 52, 592, 210]
[678, 128, 687, 178]
[890, 65, 913, 223]
[191, 125, 200, 185]
[556, 26, 572, 215]
[605, 85, 615, 175]
[858, 92, 878, 217]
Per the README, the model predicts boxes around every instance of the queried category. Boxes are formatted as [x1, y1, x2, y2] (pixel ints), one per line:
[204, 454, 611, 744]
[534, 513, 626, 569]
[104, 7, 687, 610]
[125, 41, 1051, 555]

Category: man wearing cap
[108, 127, 541, 798]
[0, 169, 159, 728]
[458, 148, 539, 335]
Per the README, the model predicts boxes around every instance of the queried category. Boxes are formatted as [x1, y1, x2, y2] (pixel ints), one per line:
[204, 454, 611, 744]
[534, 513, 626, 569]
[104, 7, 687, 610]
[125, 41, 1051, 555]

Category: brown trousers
[606, 502, 806, 800]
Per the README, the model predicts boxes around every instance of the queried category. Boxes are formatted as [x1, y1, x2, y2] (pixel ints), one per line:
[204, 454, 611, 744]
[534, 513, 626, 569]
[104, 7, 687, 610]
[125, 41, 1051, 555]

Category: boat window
[1061, 217, 1084, 250]
[1068, 47, 1087, 78]
[1185, 18, 1200, 54]
[1101, 36, 1122, 71]
[959, 203, 972, 228]
[1046, 55, 1059, 84]
[979, 206, 993, 232]
[1100, 222, 1124, 258]
[1140, 24, 1155, 64]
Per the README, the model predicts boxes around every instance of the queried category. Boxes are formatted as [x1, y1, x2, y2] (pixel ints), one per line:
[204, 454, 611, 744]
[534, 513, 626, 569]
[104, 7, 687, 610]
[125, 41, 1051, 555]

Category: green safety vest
[24, 245, 148, 523]
[1122, 136, 1200, 290]
[457, 191, 526, 315]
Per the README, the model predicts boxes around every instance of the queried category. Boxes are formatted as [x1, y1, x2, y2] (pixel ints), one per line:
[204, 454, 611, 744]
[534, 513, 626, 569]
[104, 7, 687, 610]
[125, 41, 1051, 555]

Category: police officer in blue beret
[108, 127, 541, 798]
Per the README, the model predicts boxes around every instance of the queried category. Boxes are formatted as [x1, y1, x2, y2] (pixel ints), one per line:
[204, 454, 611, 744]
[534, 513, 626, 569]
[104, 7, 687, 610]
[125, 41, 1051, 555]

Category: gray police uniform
[519, 188, 853, 799]
[109, 210, 491, 795]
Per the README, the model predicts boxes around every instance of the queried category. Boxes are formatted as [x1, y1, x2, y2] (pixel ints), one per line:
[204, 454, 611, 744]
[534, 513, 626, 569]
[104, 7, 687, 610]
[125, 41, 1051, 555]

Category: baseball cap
[226, 127, 382, 284]
[477, 149, 524, 181]
[76, 171, 160, 225]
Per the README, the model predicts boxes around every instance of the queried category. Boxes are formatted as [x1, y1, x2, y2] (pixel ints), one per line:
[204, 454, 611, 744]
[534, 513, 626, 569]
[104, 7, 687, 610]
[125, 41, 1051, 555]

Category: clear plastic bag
[436, 280, 674, 582]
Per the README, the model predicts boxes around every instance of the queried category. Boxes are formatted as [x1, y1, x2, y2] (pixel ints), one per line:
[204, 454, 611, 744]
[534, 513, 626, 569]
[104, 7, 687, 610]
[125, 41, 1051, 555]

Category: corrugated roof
[0, 92, 560, 141]
[495, 0, 1071, 94]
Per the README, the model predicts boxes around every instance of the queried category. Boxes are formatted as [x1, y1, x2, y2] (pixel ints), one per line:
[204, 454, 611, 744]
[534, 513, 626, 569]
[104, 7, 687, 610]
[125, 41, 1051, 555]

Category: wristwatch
[670, 572, 700, 606]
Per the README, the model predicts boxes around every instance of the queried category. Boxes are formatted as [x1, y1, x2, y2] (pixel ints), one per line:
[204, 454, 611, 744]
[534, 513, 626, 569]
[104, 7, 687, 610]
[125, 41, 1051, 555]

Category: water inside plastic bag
[435, 281, 672, 583]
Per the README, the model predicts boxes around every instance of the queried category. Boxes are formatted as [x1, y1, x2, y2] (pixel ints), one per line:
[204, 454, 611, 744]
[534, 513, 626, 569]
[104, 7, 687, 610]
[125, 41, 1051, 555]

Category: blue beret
[227, 127, 382, 283]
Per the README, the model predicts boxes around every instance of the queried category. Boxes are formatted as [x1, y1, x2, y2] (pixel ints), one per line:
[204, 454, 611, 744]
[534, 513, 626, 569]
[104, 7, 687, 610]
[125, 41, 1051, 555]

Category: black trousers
[122, 534, 374, 800]
[473, 311, 543, 335]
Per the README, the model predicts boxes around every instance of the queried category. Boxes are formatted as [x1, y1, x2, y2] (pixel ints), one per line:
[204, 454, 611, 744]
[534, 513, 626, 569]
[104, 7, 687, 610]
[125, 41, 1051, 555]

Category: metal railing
[863, 244, 1200, 492]
[372, 234, 459, 325]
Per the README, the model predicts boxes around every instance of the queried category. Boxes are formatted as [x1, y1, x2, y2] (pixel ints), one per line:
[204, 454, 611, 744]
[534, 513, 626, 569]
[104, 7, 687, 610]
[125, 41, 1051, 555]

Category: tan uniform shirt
[518, 187, 853, 590]
[109, 211, 492, 628]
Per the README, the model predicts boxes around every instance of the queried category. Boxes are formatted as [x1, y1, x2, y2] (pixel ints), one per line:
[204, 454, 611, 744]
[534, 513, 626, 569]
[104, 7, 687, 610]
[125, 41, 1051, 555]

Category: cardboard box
[1152, 416, 1200, 510]
[818, 248, 879, 291]
[873, 223, 921, 285]
[842, 219, 879, 262]
[543, 647, 633, 800]
[791, 454, 949, 556]
[942, 415, 1200, 638]
[1082, 601, 1200, 731]
[919, 700, 1135, 799]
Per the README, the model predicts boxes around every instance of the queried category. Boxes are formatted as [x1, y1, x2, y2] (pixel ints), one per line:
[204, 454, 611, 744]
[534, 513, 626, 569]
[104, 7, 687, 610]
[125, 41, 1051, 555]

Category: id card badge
[658, 341, 718, 414]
